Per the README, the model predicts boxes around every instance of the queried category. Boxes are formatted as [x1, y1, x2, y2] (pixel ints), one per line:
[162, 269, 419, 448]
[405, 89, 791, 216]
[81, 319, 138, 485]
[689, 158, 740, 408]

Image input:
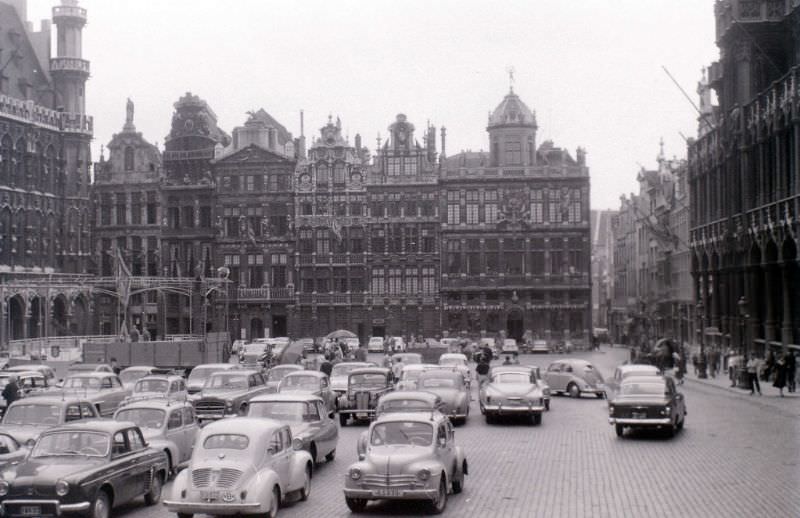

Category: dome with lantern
[487, 88, 537, 129]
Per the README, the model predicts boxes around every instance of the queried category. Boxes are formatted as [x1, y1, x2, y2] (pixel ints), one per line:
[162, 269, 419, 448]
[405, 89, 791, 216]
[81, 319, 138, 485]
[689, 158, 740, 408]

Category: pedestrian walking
[476, 358, 490, 386]
[319, 358, 333, 377]
[110, 357, 121, 375]
[764, 349, 775, 381]
[773, 352, 788, 397]
[745, 355, 761, 395]
[391, 357, 403, 381]
[709, 348, 720, 378]
[1, 375, 20, 407]
[785, 352, 796, 393]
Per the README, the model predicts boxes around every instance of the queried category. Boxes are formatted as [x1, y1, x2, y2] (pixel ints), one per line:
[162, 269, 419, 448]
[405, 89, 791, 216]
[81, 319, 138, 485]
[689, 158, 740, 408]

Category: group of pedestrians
[742, 350, 796, 397]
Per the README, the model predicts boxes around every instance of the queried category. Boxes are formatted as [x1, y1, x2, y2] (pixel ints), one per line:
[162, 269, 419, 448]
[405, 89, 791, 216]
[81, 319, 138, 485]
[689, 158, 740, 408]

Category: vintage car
[66, 363, 115, 375]
[479, 368, 545, 424]
[5, 364, 57, 382]
[122, 374, 188, 405]
[0, 420, 168, 518]
[367, 336, 385, 352]
[265, 364, 305, 393]
[186, 363, 238, 395]
[164, 417, 312, 518]
[119, 366, 163, 391]
[344, 411, 468, 514]
[337, 368, 393, 426]
[114, 400, 199, 474]
[501, 339, 520, 355]
[388, 336, 407, 352]
[544, 359, 606, 398]
[238, 342, 272, 366]
[529, 339, 550, 354]
[605, 364, 661, 399]
[247, 394, 338, 466]
[0, 371, 54, 416]
[59, 373, 128, 417]
[415, 370, 470, 425]
[391, 352, 423, 366]
[193, 369, 271, 422]
[375, 391, 445, 417]
[0, 433, 29, 471]
[489, 365, 551, 411]
[330, 362, 376, 396]
[608, 375, 687, 438]
[0, 396, 100, 445]
[395, 364, 436, 391]
[437, 354, 471, 388]
[277, 371, 335, 410]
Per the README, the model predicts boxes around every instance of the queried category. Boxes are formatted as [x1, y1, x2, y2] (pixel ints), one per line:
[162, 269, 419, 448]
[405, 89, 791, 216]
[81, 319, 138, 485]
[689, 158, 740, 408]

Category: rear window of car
[203, 434, 249, 450]
[620, 382, 666, 396]
[493, 372, 530, 384]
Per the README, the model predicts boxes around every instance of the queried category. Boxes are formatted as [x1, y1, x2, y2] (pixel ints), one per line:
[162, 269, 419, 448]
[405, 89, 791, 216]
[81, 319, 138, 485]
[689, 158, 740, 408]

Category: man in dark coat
[319, 359, 333, 377]
[2, 376, 20, 407]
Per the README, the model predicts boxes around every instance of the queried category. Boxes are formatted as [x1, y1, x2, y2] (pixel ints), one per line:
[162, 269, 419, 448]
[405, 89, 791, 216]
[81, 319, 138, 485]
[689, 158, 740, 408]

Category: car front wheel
[346, 497, 368, 512]
[144, 472, 163, 505]
[299, 465, 311, 501]
[429, 477, 448, 514]
[615, 424, 624, 437]
[90, 490, 111, 518]
[568, 383, 581, 398]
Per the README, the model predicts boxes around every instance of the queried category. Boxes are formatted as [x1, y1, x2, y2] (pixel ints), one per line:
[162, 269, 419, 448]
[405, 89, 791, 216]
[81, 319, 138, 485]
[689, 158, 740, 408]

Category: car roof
[622, 375, 667, 385]
[401, 364, 434, 372]
[619, 364, 660, 373]
[65, 372, 117, 378]
[8, 395, 90, 406]
[50, 419, 135, 434]
[0, 370, 44, 377]
[120, 366, 157, 372]
[440, 353, 467, 359]
[491, 365, 534, 373]
[350, 367, 391, 375]
[332, 362, 374, 368]
[211, 369, 261, 376]
[201, 416, 284, 436]
[373, 411, 445, 425]
[195, 363, 237, 369]
[7, 364, 52, 371]
[283, 370, 326, 379]
[269, 364, 304, 371]
[379, 391, 440, 403]
[419, 370, 462, 381]
[249, 393, 324, 404]
[136, 374, 184, 383]
[116, 399, 193, 411]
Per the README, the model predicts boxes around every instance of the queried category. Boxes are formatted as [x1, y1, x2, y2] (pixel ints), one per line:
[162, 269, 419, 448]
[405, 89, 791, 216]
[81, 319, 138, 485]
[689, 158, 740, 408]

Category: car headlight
[349, 468, 362, 480]
[55, 480, 70, 496]
[417, 468, 431, 481]
[0, 480, 9, 496]
[608, 405, 615, 414]
[292, 437, 305, 451]
[661, 406, 671, 416]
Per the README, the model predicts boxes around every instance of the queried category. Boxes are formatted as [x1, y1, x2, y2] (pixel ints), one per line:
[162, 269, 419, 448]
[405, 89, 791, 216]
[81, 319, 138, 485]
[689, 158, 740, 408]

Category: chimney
[440, 127, 447, 159]
[355, 133, 362, 159]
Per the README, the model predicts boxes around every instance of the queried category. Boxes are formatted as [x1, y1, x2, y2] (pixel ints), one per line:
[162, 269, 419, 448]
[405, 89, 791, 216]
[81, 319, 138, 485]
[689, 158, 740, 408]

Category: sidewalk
[683, 366, 800, 412]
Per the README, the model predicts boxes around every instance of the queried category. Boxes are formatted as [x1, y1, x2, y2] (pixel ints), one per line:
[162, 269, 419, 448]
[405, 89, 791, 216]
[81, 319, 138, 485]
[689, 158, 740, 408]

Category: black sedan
[608, 375, 687, 438]
[0, 420, 169, 518]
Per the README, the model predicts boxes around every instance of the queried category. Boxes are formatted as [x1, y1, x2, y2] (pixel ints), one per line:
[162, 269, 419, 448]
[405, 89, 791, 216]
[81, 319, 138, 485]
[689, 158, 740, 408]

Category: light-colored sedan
[437, 353, 471, 388]
[122, 374, 188, 405]
[265, 364, 305, 393]
[605, 364, 661, 399]
[544, 359, 606, 398]
[344, 411, 468, 514]
[490, 364, 551, 411]
[164, 417, 313, 517]
[60, 372, 127, 416]
[479, 369, 545, 425]
[330, 362, 376, 396]
[119, 366, 161, 391]
[114, 399, 199, 475]
[395, 364, 436, 391]
[367, 337, 385, 352]
[278, 371, 336, 411]
[416, 370, 470, 425]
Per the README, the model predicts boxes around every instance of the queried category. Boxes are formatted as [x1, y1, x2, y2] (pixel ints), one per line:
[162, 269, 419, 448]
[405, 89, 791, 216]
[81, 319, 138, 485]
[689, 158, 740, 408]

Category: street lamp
[697, 299, 707, 379]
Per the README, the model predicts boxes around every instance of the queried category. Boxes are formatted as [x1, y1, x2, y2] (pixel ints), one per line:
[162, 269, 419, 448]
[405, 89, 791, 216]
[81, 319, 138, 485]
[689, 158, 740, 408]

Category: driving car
[60, 373, 128, 417]
[186, 363, 238, 395]
[122, 374, 188, 405]
[608, 375, 687, 437]
[395, 364, 436, 391]
[0, 420, 168, 518]
[0, 371, 54, 416]
[344, 411, 468, 514]
[337, 367, 393, 426]
[265, 364, 305, 393]
[247, 394, 338, 467]
[0, 396, 100, 445]
[267, 337, 291, 360]
[5, 364, 57, 382]
[479, 368, 546, 425]
[330, 362, 376, 396]
[375, 391, 445, 417]
[529, 339, 550, 354]
[66, 363, 115, 375]
[367, 336, 385, 353]
[490, 364, 551, 411]
[544, 359, 606, 398]
[163, 417, 313, 518]
[193, 369, 271, 422]
[388, 336, 407, 353]
[278, 371, 336, 411]
[605, 364, 661, 399]
[501, 339, 519, 355]
[118, 366, 163, 391]
[437, 353, 471, 388]
[114, 399, 199, 475]
[238, 342, 272, 366]
[391, 352, 423, 367]
[415, 370, 470, 425]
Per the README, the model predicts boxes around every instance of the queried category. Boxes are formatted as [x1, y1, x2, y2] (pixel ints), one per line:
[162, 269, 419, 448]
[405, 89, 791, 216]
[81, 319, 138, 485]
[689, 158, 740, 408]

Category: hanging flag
[330, 217, 343, 242]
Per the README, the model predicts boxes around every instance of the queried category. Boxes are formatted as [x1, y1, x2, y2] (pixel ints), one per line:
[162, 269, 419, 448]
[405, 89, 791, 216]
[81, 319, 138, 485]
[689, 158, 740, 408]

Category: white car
[121, 375, 188, 406]
[530, 340, 550, 354]
[501, 339, 519, 355]
[437, 353, 471, 388]
[367, 337, 385, 352]
[164, 417, 313, 517]
[388, 336, 407, 352]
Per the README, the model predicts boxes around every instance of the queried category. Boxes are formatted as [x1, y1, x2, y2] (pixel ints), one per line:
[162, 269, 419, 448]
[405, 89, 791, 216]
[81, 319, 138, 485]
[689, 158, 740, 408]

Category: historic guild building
[441, 89, 591, 343]
[0, 0, 94, 346]
[689, 0, 799, 356]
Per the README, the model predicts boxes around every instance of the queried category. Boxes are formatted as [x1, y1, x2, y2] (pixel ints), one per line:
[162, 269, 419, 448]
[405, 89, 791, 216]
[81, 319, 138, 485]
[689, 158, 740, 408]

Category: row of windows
[445, 250, 586, 276]
[370, 266, 437, 295]
[220, 173, 292, 192]
[386, 157, 419, 176]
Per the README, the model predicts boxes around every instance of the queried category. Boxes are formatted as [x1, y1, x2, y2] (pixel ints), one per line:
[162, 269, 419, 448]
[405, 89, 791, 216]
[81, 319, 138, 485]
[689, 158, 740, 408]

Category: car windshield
[119, 370, 150, 384]
[134, 379, 169, 393]
[420, 377, 457, 389]
[205, 374, 248, 390]
[622, 369, 658, 379]
[331, 364, 362, 377]
[32, 431, 109, 458]
[493, 372, 530, 384]
[380, 400, 432, 413]
[203, 434, 249, 450]
[401, 369, 424, 381]
[267, 367, 297, 382]
[371, 421, 433, 446]
[620, 382, 667, 396]
[248, 401, 308, 423]
[242, 344, 267, 355]
[68, 365, 99, 372]
[440, 357, 465, 366]
[188, 367, 226, 385]
[115, 408, 165, 429]
[350, 373, 387, 389]
[63, 376, 101, 389]
[280, 375, 318, 390]
[3, 404, 60, 425]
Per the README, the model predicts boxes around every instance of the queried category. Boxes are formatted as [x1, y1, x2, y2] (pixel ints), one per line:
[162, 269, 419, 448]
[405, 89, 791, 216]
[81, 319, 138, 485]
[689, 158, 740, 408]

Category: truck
[82, 332, 229, 372]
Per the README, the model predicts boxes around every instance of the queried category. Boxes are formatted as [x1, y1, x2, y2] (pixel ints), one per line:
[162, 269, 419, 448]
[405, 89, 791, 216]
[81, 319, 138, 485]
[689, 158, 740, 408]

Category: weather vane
[507, 66, 516, 92]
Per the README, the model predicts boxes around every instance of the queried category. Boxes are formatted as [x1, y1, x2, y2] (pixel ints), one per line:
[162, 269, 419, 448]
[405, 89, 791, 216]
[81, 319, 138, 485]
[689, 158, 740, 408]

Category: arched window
[124, 146, 135, 171]
[13, 138, 25, 187]
[0, 135, 12, 185]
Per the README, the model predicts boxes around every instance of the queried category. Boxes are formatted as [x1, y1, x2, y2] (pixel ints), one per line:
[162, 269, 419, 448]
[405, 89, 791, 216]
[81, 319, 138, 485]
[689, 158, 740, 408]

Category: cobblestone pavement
[116, 346, 800, 518]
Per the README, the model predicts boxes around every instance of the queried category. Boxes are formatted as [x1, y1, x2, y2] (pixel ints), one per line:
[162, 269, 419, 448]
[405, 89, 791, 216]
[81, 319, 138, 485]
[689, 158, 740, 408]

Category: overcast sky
[28, 0, 719, 210]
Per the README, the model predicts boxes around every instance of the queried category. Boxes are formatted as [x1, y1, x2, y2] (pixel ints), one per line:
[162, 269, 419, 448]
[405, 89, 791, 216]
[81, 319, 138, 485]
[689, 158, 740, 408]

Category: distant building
[690, 0, 799, 356]
[0, 0, 94, 346]
[591, 210, 617, 330]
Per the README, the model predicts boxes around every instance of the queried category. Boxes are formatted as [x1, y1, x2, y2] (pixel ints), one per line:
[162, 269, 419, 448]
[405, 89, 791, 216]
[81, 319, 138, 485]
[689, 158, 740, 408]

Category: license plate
[20, 506, 41, 516]
[375, 488, 400, 497]
[200, 490, 218, 501]
[632, 412, 646, 419]
[506, 400, 522, 406]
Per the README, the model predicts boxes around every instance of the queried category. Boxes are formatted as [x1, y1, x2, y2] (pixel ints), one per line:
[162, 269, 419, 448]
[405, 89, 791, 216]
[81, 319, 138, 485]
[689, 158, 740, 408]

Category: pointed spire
[658, 137, 665, 162]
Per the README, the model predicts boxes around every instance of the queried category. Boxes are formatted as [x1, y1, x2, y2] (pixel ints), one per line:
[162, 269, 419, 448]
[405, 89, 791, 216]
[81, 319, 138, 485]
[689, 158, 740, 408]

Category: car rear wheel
[531, 413, 542, 426]
[346, 497, 368, 512]
[299, 465, 311, 501]
[144, 472, 163, 505]
[615, 424, 624, 437]
[429, 477, 448, 514]
[264, 486, 280, 518]
[568, 383, 581, 398]
[90, 490, 111, 518]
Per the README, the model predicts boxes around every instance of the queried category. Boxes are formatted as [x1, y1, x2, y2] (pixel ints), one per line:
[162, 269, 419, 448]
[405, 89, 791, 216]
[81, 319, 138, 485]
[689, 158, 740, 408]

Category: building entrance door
[506, 309, 524, 342]
[250, 318, 264, 339]
[272, 315, 287, 337]
[372, 325, 385, 338]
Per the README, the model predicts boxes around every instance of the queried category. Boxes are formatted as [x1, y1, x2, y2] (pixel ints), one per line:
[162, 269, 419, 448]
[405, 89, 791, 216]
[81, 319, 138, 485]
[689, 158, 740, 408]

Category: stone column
[0, 295, 6, 348]
[126, 192, 132, 226]
[763, 263, 777, 342]
[710, 265, 721, 329]
[781, 262, 793, 349]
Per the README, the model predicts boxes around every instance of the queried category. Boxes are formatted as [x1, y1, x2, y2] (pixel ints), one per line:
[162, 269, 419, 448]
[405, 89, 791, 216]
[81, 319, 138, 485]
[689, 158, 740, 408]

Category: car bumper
[609, 417, 671, 426]
[1, 499, 91, 515]
[344, 488, 438, 501]
[484, 404, 544, 414]
[163, 500, 261, 514]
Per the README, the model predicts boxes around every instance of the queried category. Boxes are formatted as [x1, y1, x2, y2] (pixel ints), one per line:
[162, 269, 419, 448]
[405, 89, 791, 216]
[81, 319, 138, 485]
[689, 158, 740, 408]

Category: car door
[181, 406, 199, 462]
[165, 409, 184, 464]
[545, 363, 564, 391]
[312, 400, 335, 456]
[109, 430, 139, 504]
[268, 428, 290, 487]
[436, 422, 455, 476]
[666, 378, 684, 419]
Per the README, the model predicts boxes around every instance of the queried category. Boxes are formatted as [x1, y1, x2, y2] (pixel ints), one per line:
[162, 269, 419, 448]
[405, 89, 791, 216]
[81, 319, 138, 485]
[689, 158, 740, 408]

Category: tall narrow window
[124, 146, 134, 171]
[371, 268, 385, 294]
[530, 190, 544, 223]
[504, 141, 521, 165]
